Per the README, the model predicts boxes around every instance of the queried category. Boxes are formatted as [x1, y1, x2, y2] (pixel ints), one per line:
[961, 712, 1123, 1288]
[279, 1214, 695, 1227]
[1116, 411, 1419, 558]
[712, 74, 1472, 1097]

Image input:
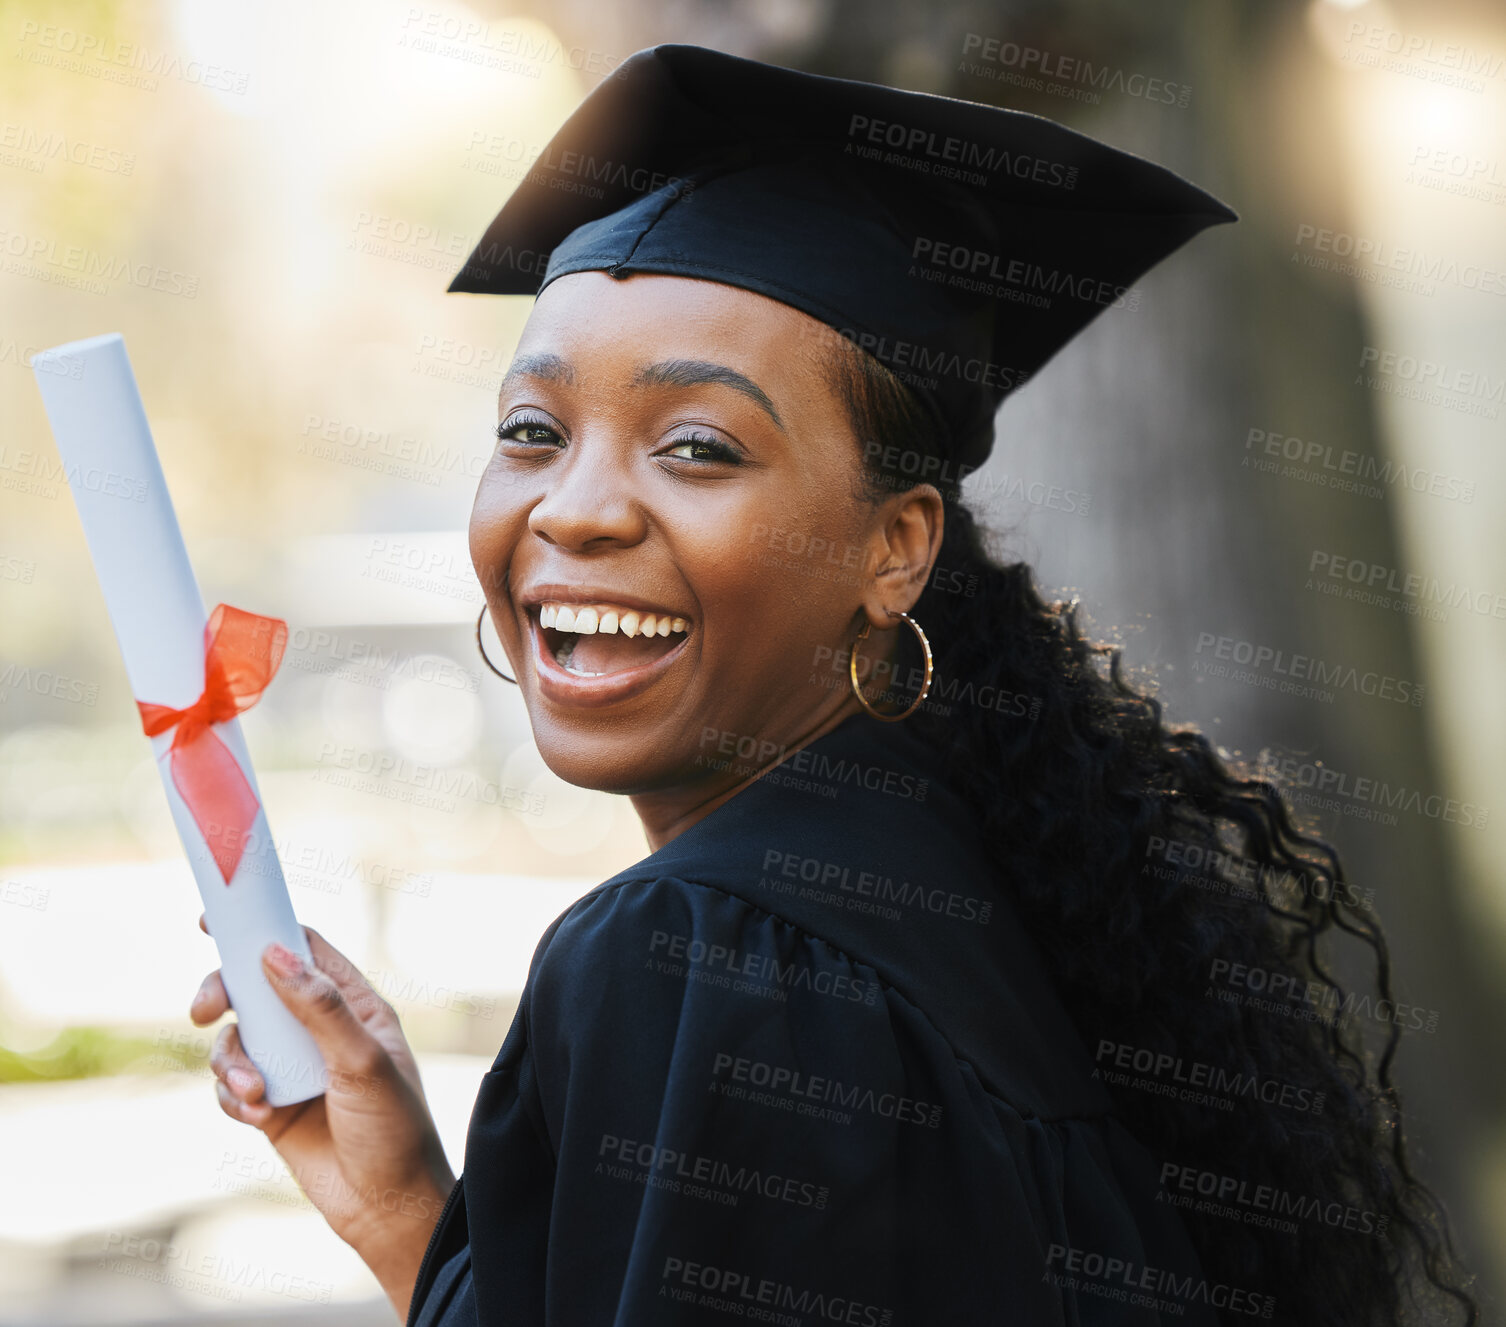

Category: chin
[527, 716, 687, 797]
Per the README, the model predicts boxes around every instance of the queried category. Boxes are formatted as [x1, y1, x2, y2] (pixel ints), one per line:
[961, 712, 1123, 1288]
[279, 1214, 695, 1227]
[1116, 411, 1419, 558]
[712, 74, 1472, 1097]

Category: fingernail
[228, 1067, 258, 1094]
[265, 943, 302, 977]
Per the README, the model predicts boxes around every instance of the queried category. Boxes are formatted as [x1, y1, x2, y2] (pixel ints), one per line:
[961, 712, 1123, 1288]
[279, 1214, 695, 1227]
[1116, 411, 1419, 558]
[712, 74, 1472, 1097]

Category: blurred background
[1, 0, 1503, 1321]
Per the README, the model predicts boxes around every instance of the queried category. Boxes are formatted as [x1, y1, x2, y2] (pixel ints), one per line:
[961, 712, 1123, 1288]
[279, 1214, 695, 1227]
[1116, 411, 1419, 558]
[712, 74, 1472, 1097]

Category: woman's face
[469, 270, 938, 797]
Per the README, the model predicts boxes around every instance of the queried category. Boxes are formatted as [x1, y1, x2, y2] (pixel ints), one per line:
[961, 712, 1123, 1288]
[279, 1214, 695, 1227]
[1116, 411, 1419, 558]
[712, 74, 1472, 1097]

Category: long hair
[820, 333, 1479, 1325]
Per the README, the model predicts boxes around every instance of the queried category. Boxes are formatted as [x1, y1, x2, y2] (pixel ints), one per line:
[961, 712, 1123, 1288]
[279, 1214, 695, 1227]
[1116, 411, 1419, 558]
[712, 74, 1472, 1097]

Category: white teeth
[537, 601, 689, 637]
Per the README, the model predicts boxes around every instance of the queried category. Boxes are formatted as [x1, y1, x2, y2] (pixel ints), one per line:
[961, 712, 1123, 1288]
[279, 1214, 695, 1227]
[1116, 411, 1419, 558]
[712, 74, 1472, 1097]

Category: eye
[660, 431, 742, 464]
[494, 412, 562, 447]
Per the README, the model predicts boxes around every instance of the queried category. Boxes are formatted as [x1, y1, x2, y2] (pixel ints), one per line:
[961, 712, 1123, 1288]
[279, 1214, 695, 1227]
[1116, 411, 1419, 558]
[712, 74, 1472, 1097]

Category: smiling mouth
[536, 600, 691, 677]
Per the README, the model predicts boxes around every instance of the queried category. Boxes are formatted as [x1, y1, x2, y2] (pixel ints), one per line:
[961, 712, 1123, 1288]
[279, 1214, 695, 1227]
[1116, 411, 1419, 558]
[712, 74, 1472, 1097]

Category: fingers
[189, 969, 229, 1025]
[210, 1023, 273, 1127]
[302, 926, 359, 987]
[261, 941, 385, 1079]
[301, 926, 389, 1022]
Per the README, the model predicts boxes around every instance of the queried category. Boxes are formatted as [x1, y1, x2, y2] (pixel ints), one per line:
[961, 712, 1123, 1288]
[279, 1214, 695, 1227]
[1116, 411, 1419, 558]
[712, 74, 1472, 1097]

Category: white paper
[31, 333, 327, 1107]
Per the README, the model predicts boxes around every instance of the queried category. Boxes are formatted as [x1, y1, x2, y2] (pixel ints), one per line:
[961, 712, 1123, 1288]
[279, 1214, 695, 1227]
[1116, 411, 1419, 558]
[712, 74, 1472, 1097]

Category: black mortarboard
[448, 44, 1236, 478]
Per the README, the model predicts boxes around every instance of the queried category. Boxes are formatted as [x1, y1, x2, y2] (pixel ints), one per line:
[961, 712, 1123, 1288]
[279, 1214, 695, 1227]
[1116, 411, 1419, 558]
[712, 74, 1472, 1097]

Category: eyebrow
[497, 352, 575, 405]
[633, 359, 786, 432]
[498, 353, 786, 433]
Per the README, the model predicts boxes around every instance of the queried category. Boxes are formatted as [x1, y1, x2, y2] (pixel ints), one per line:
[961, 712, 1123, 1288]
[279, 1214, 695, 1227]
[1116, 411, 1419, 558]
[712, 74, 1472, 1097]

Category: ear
[859, 483, 944, 632]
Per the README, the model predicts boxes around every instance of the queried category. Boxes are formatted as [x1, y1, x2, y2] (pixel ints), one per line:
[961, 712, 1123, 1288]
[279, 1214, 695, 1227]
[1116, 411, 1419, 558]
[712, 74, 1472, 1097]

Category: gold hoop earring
[476, 603, 517, 684]
[849, 610, 932, 722]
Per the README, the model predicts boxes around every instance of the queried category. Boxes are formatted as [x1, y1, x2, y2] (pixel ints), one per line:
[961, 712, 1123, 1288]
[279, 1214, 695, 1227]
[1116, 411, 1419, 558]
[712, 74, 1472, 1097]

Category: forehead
[518, 271, 842, 369]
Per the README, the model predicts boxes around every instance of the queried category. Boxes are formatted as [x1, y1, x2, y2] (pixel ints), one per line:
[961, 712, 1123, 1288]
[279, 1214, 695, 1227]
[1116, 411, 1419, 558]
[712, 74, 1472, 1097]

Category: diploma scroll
[31, 333, 327, 1107]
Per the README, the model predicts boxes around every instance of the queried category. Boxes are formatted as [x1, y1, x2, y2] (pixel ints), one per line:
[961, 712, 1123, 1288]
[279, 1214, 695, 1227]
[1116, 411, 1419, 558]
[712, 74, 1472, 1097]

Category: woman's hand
[189, 916, 456, 1321]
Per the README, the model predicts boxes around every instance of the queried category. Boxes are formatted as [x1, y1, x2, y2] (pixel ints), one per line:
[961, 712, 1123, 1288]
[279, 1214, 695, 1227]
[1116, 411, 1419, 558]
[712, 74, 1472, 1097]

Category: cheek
[687, 506, 864, 675]
[468, 468, 528, 589]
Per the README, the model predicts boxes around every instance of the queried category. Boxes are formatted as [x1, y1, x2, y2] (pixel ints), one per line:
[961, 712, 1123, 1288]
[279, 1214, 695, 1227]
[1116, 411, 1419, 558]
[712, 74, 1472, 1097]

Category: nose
[526, 432, 647, 551]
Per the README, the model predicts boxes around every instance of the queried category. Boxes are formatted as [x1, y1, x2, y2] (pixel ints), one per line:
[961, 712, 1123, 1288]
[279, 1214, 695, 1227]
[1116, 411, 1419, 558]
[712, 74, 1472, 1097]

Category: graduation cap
[448, 44, 1236, 478]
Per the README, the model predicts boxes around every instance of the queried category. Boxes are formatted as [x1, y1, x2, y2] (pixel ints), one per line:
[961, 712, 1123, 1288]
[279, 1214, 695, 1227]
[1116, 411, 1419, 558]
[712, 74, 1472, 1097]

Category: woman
[189, 46, 1477, 1326]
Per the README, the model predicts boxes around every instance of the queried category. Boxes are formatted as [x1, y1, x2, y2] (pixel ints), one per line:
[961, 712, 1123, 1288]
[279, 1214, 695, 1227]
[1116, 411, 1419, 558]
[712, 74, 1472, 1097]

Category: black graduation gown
[404, 709, 1220, 1326]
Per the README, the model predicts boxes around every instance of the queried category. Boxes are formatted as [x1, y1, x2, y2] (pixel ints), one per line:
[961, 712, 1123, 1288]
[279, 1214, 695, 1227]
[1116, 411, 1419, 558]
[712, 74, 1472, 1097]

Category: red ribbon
[137, 603, 288, 885]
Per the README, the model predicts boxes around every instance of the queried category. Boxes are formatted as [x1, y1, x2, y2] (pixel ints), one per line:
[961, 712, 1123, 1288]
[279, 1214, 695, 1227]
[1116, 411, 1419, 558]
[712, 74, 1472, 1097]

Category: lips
[521, 591, 694, 708]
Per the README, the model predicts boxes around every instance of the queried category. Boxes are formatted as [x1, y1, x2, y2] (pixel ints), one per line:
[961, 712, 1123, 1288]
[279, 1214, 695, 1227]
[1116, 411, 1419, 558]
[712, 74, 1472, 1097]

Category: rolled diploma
[31, 333, 327, 1107]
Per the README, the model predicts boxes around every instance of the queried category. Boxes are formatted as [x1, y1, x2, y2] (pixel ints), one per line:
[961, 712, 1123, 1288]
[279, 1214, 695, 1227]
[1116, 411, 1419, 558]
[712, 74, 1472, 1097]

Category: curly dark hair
[819, 331, 1480, 1326]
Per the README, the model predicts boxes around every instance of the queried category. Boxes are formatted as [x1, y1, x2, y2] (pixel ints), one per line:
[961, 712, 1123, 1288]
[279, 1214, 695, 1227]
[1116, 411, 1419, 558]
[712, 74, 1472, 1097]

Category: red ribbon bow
[136, 603, 288, 885]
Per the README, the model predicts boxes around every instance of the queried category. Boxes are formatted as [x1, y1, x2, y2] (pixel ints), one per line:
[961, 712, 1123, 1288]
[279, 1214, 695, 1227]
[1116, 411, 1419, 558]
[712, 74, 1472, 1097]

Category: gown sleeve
[450, 874, 1222, 1326]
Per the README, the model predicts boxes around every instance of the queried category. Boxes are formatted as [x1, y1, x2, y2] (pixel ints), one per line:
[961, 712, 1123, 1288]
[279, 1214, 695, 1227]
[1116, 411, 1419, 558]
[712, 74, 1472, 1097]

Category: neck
[629, 691, 868, 852]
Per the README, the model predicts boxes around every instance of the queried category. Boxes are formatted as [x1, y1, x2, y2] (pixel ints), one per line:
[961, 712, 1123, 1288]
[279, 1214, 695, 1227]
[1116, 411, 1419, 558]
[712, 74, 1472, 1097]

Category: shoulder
[525, 872, 889, 1046]
[516, 874, 936, 1148]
